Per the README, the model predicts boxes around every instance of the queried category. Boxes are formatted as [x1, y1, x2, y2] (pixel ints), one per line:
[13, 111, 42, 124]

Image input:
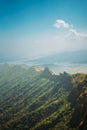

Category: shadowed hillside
[0, 64, 87, 130]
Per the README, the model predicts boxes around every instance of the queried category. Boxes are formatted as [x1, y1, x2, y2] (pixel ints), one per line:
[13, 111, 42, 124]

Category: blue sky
[0, 0, 87, 58]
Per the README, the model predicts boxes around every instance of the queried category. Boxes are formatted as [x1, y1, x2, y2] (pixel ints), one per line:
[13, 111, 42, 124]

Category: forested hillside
[0, 64, 87, 130]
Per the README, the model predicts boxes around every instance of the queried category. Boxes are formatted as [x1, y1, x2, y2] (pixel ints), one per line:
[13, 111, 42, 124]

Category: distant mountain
[35, 50, 87, 65]
[0, 64, 87, 130]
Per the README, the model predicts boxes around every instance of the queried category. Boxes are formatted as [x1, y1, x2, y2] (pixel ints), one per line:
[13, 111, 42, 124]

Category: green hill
[0, 64, 87, 130]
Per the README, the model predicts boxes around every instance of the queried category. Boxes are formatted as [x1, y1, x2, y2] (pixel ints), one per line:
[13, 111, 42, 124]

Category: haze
[0, 0, 87, 59]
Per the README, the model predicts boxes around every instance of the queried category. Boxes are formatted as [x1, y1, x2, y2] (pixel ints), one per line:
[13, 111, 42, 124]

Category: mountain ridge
[0, 64, 87, 130]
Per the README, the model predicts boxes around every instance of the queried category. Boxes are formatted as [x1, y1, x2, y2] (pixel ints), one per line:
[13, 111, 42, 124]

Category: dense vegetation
[0, 64, 87, 130]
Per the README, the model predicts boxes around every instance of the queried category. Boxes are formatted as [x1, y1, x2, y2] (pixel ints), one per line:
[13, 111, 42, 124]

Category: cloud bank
[69, 29, 87, 39]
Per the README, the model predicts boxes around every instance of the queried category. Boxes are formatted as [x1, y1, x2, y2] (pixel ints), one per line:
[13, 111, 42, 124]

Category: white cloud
[68, 29, 87, 40]
[69, 29, 78, 36]
[54, 19, 72, 29]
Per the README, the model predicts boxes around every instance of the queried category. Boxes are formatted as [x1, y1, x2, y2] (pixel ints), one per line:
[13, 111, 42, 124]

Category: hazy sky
[0, 0, 87, 59]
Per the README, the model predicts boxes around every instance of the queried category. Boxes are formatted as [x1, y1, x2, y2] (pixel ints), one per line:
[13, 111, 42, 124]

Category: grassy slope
[0, 64, 87, 130]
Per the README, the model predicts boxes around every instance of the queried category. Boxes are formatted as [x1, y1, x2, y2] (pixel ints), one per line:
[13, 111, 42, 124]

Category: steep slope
[69, 74, 87, 130]
[0, 64, 87, 130]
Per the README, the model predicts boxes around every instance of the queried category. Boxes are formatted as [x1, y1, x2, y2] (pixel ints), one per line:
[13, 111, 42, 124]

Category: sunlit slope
[0, 64, 87, 130]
